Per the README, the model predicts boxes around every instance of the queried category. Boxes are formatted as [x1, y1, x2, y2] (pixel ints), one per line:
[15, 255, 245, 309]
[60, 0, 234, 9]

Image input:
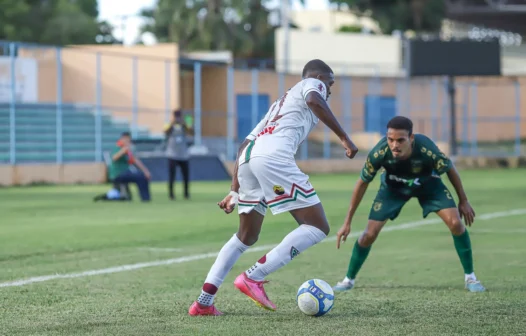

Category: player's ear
[410, 133, 415, 142]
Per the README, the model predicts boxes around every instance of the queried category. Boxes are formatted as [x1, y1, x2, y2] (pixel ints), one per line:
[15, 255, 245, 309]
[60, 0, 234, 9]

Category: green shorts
[368, 177, 457, 222]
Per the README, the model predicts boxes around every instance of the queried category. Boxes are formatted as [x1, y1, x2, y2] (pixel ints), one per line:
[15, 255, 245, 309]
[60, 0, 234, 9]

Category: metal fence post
[9, 43, 16, 165]
[514, 79, 522, 156]
[56, 47, 63, 164]
[193, 61, 202, 146]
[470, 82, 478, 155]
[164, 60, 171, 123]
[278, 71, 285, 97]
[251, 68, 259, 129]
[95, 52, 102, 162]
[431, 79, 438, 141]
[342, 76, 352, 135]
[131, 56, 139, 139]
[462, 83, 469, 155]
[227, 66, 235, 160]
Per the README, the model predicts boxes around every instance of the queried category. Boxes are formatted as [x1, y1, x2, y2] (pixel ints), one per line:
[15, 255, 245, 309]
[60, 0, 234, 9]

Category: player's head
[386, 116, 414, 159]
[120, 131, 131, 146]
[173, 109, 183, 123]
[302, 59, 335, 99]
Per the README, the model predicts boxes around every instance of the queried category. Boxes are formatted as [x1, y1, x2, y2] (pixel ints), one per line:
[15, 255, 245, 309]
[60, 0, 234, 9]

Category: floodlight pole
[281, 0, 290, 73]
[447, 75, 458, 156]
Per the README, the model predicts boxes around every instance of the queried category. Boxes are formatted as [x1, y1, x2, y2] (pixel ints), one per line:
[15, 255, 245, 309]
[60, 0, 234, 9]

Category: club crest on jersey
[411, 161, 423, 173]
[290, 246, 300, 260]
[273, 185, 285, 195]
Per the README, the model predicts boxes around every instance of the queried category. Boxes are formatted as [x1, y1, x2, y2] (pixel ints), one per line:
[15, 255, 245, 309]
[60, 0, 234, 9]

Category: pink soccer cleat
[234, 273, 277, 311]
[188, 301, 223, 316]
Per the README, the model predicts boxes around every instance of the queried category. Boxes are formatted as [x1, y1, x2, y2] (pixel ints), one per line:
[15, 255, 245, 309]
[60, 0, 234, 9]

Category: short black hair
[173, 109, 182, 117]
[387, 116, 413, 135]
[121, 131, 131, 138]
[302, 59, 333, 78]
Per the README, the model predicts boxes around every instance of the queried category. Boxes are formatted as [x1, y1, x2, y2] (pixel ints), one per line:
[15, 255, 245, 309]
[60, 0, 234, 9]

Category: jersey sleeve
[245, 102, 276, 141]
[360, 139, 387, 183]
[420, 135, 452, 175]
[301, 78, 327, 101]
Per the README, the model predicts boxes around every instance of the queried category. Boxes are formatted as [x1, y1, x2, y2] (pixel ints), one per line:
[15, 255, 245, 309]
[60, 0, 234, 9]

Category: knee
[236, 231, 258, 246]
[448, 217, 465, 235]
[359, 229, 379, 246]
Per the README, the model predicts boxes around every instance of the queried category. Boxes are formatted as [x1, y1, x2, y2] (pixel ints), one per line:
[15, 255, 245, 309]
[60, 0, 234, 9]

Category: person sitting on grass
[96, 132, 152, 202]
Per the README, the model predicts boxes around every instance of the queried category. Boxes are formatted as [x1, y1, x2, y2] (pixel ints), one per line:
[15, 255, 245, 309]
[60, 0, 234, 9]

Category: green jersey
[360, 134, 452, 196]
[108, 146, 131, 180]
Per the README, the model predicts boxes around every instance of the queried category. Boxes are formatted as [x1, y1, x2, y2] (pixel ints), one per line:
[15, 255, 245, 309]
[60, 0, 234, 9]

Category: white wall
[290, 9, 381, 34]
[0, 56, 39, 103]
[275, 28, 403, 77]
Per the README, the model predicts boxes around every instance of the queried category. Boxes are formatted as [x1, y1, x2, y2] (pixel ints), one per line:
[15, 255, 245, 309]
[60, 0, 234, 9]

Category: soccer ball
[296, 279, 335, 317]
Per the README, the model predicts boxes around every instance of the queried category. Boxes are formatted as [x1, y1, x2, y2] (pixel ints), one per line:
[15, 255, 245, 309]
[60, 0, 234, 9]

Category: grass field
[1, 169, 526, 336]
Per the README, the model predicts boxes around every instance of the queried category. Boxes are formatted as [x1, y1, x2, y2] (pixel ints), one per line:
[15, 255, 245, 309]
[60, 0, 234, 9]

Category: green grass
[1, 169, 526, 335]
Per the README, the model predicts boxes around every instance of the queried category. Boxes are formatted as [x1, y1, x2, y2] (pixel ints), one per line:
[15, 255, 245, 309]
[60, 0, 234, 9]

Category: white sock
[197, 233, 249, 306]
[343, 276, 355, 285]
[245, 224, 327, 281]
[465, 272, 477, 281]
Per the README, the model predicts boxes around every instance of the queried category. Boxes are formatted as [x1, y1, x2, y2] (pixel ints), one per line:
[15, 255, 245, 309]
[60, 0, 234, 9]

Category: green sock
[452, 229, 474, 274]
[346, 240, 372, 280]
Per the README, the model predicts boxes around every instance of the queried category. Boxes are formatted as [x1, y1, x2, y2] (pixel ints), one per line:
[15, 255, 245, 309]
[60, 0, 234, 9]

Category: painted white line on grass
[139, 248, 185, 253]
[1, 208, 525, 288]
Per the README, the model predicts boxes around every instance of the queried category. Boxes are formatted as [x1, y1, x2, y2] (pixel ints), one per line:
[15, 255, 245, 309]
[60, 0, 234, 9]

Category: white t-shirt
[239, 78, 328, 164]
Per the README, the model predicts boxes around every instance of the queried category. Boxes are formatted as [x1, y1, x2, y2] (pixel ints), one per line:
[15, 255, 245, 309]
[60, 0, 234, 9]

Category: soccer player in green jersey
[333, 116, 485, 293]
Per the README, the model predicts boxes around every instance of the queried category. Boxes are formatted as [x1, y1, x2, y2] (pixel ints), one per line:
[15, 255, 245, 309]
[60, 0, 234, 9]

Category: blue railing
[0, 41, 523, 165]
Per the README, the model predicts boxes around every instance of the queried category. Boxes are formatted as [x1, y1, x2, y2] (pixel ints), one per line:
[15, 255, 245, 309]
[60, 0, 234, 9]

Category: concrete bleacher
[0, 104, 150, 164]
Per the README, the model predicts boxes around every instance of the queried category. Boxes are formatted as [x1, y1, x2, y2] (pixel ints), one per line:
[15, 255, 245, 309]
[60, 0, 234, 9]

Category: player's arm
[344, 179, 370, 226]
[112, 147, 128, 161]
[218, 109, 272, 214]
[428, 138, 475, 225]
[133, 157, 152, 180]
[336, 152, 381, 248]
[305, 91, 346, 139]
[303, 80, 358, 158]
[230, 139, 251, 193]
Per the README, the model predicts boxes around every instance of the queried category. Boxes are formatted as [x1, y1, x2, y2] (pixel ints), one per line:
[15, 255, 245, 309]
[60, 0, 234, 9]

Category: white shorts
[237, 156, 320, 216]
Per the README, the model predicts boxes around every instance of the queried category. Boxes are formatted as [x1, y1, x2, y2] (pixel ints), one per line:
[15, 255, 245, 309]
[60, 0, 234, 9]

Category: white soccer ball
[296, 279, 335, 317]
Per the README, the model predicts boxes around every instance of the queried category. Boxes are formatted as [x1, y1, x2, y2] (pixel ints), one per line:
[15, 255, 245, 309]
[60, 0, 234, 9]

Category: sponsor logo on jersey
[273, 185, 285, 195]
[388, 174, 421, 186]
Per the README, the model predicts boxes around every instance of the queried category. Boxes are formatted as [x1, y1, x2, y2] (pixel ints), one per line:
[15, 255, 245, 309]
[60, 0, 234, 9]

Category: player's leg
[334, 185, 409, 291]
[167, 158, 176, 199]
[233, 158, 328, 311]
[418, 178, 485, 292]
[189, 164, 267, 316]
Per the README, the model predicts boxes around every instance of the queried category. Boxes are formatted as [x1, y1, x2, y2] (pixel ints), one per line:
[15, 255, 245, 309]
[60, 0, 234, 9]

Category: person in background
[165, 109, 192, 200]
[109, 132, 152, 202]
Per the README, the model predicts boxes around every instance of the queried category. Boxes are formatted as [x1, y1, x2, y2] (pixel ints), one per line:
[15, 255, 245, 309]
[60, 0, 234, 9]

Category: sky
[97, 0, 331, 45]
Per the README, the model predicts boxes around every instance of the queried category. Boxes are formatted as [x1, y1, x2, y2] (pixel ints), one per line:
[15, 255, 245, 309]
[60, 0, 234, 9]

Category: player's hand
[458, 200, 475, 226]
[218, 191, 238, 214]
[336, 223, 351, 249]
[341, 137, 359, 159]
[144, 171, 151, 180]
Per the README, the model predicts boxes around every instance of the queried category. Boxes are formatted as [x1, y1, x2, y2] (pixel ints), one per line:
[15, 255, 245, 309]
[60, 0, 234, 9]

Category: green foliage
[140, 0, 279, 58]
[338, 25, 366, 34]
[329, 0, 445, 34]
[0, 0, 118, 46]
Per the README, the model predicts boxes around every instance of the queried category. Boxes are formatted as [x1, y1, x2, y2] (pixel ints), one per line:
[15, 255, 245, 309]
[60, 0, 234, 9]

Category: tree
[0, 0, 118, 45]
[328, 0, 445, 34]
[140, 0, 278, 59]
